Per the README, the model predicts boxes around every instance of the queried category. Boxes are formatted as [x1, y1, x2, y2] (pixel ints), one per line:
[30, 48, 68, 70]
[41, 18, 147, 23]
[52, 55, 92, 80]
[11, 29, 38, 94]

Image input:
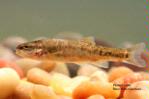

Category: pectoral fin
[70, 61, 109, 69]
[89, 61, 109, 68]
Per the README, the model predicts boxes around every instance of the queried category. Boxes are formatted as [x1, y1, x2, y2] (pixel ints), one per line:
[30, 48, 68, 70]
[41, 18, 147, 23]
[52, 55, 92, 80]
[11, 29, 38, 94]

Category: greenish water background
[0, 0, 148, 48]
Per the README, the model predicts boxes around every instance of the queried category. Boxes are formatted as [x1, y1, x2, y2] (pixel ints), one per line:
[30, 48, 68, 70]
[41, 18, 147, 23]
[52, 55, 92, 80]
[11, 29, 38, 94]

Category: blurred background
[0, 0, 148, 48]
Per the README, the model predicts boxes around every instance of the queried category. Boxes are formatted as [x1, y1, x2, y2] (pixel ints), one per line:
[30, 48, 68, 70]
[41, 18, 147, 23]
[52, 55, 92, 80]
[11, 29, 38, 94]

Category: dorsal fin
[80, 37, 96, 45]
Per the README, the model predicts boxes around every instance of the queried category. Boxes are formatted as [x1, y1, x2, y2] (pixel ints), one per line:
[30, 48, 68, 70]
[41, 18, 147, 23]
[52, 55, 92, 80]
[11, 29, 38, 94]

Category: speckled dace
[16, 37, 146, 68]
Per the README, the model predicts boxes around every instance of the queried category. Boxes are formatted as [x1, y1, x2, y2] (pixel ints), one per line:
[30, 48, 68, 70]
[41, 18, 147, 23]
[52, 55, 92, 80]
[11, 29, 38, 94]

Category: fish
[15, 37, 146, 68]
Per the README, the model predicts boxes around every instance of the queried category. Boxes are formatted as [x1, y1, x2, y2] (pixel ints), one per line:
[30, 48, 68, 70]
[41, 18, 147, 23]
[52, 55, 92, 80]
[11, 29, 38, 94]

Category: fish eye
[22, 45, 33, 51]
[18, 45, 32, 50]
[17, 45, 25, 50]
[23, 46, 29, 48]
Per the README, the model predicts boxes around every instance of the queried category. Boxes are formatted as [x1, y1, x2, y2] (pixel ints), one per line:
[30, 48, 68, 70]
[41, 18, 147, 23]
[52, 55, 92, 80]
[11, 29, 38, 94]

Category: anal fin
[123, 60, 146, 68]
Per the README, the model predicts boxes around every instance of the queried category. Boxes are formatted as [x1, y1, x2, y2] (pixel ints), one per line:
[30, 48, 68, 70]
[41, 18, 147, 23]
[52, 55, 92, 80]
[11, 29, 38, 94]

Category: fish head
[15, 40, 45, 58]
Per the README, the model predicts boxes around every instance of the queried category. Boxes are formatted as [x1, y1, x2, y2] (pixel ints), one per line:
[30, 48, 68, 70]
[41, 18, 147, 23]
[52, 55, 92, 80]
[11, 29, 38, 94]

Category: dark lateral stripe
[96, 49, 129, 58]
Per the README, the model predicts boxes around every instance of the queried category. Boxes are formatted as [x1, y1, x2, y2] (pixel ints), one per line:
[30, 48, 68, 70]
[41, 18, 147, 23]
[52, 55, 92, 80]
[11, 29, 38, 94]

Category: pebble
[27, 68, 51, 86]
[87, 95, 105, 99]
[0, 59, 24, 78]
[0, 45, 17, 61]
[123, 81, 149, 99]
[90, 70, 108, 82]
[13, 80, 34, 99]
[31, 84, 59, 99]
[108, 67, 133, 81]
[52, 62, 69, 76]
[77, 63, 99, 76]
[37, 60, 56, 72]
[16, 58, 56, 75]
[1, 36, 27, 51]
[113, 73, 148, 98]
[59, 95, 72, 99]
[50, 73, 71, 96]
[0, 68, 20, 99]
[66, 63, 80, 77]
[65, 76, 89, 96]
[16, 58, 41, 75]
[73, 81, 120, 99]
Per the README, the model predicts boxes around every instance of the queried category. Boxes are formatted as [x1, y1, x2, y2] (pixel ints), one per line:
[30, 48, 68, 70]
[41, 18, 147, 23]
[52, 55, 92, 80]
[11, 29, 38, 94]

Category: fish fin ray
[89, 61, 109, 68]
[80, 37, 96, 45]
[127, 43, 146, 67]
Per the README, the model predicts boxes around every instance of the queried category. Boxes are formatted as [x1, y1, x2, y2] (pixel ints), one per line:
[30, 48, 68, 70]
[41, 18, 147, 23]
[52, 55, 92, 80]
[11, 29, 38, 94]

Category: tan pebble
[16, 58, 41, 75]
[90, 70, 108, 82]
[0, 68, 20, 99]
[65, 76, 89, 96]
[106, 98, 115, 99]
[113, 73, 148, 99]
[73, 81, 120, 99]
[87, 94, 105, 99]
[27, 68, 51, 86]
[50, 73, 71, 96]
[4, 95, 14, 99]
[52, 62, 69, 76]
[109, 67, 133, 81]
[139, 72, 149, 80]
[77, 63, 99, 76]
[13, 80, 34, 99]
[113, 73, 146, 85]
[123, 81, 149, 99]
[22, 77, 27, 81]
[59, 95, 72, 99]
[37, 61, 56, 72]
[2, 36, 27, 51]
[31, 84, 59, 99]
[0, 45, 17, 60]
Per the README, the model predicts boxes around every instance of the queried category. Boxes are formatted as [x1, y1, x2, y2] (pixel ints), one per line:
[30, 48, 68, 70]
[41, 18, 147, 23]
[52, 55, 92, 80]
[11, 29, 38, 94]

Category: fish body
[16, 38, 146, 67]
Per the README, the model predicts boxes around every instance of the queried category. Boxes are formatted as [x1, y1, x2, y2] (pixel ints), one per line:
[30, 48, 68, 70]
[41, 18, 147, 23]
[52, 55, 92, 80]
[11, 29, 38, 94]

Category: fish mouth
[15, 49, 30, 58]
[15, 49, 41, 59]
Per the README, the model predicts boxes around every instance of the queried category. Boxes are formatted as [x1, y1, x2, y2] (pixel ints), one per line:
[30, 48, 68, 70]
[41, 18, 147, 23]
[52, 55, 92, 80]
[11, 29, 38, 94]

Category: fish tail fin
[127, 43, 146, 67]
